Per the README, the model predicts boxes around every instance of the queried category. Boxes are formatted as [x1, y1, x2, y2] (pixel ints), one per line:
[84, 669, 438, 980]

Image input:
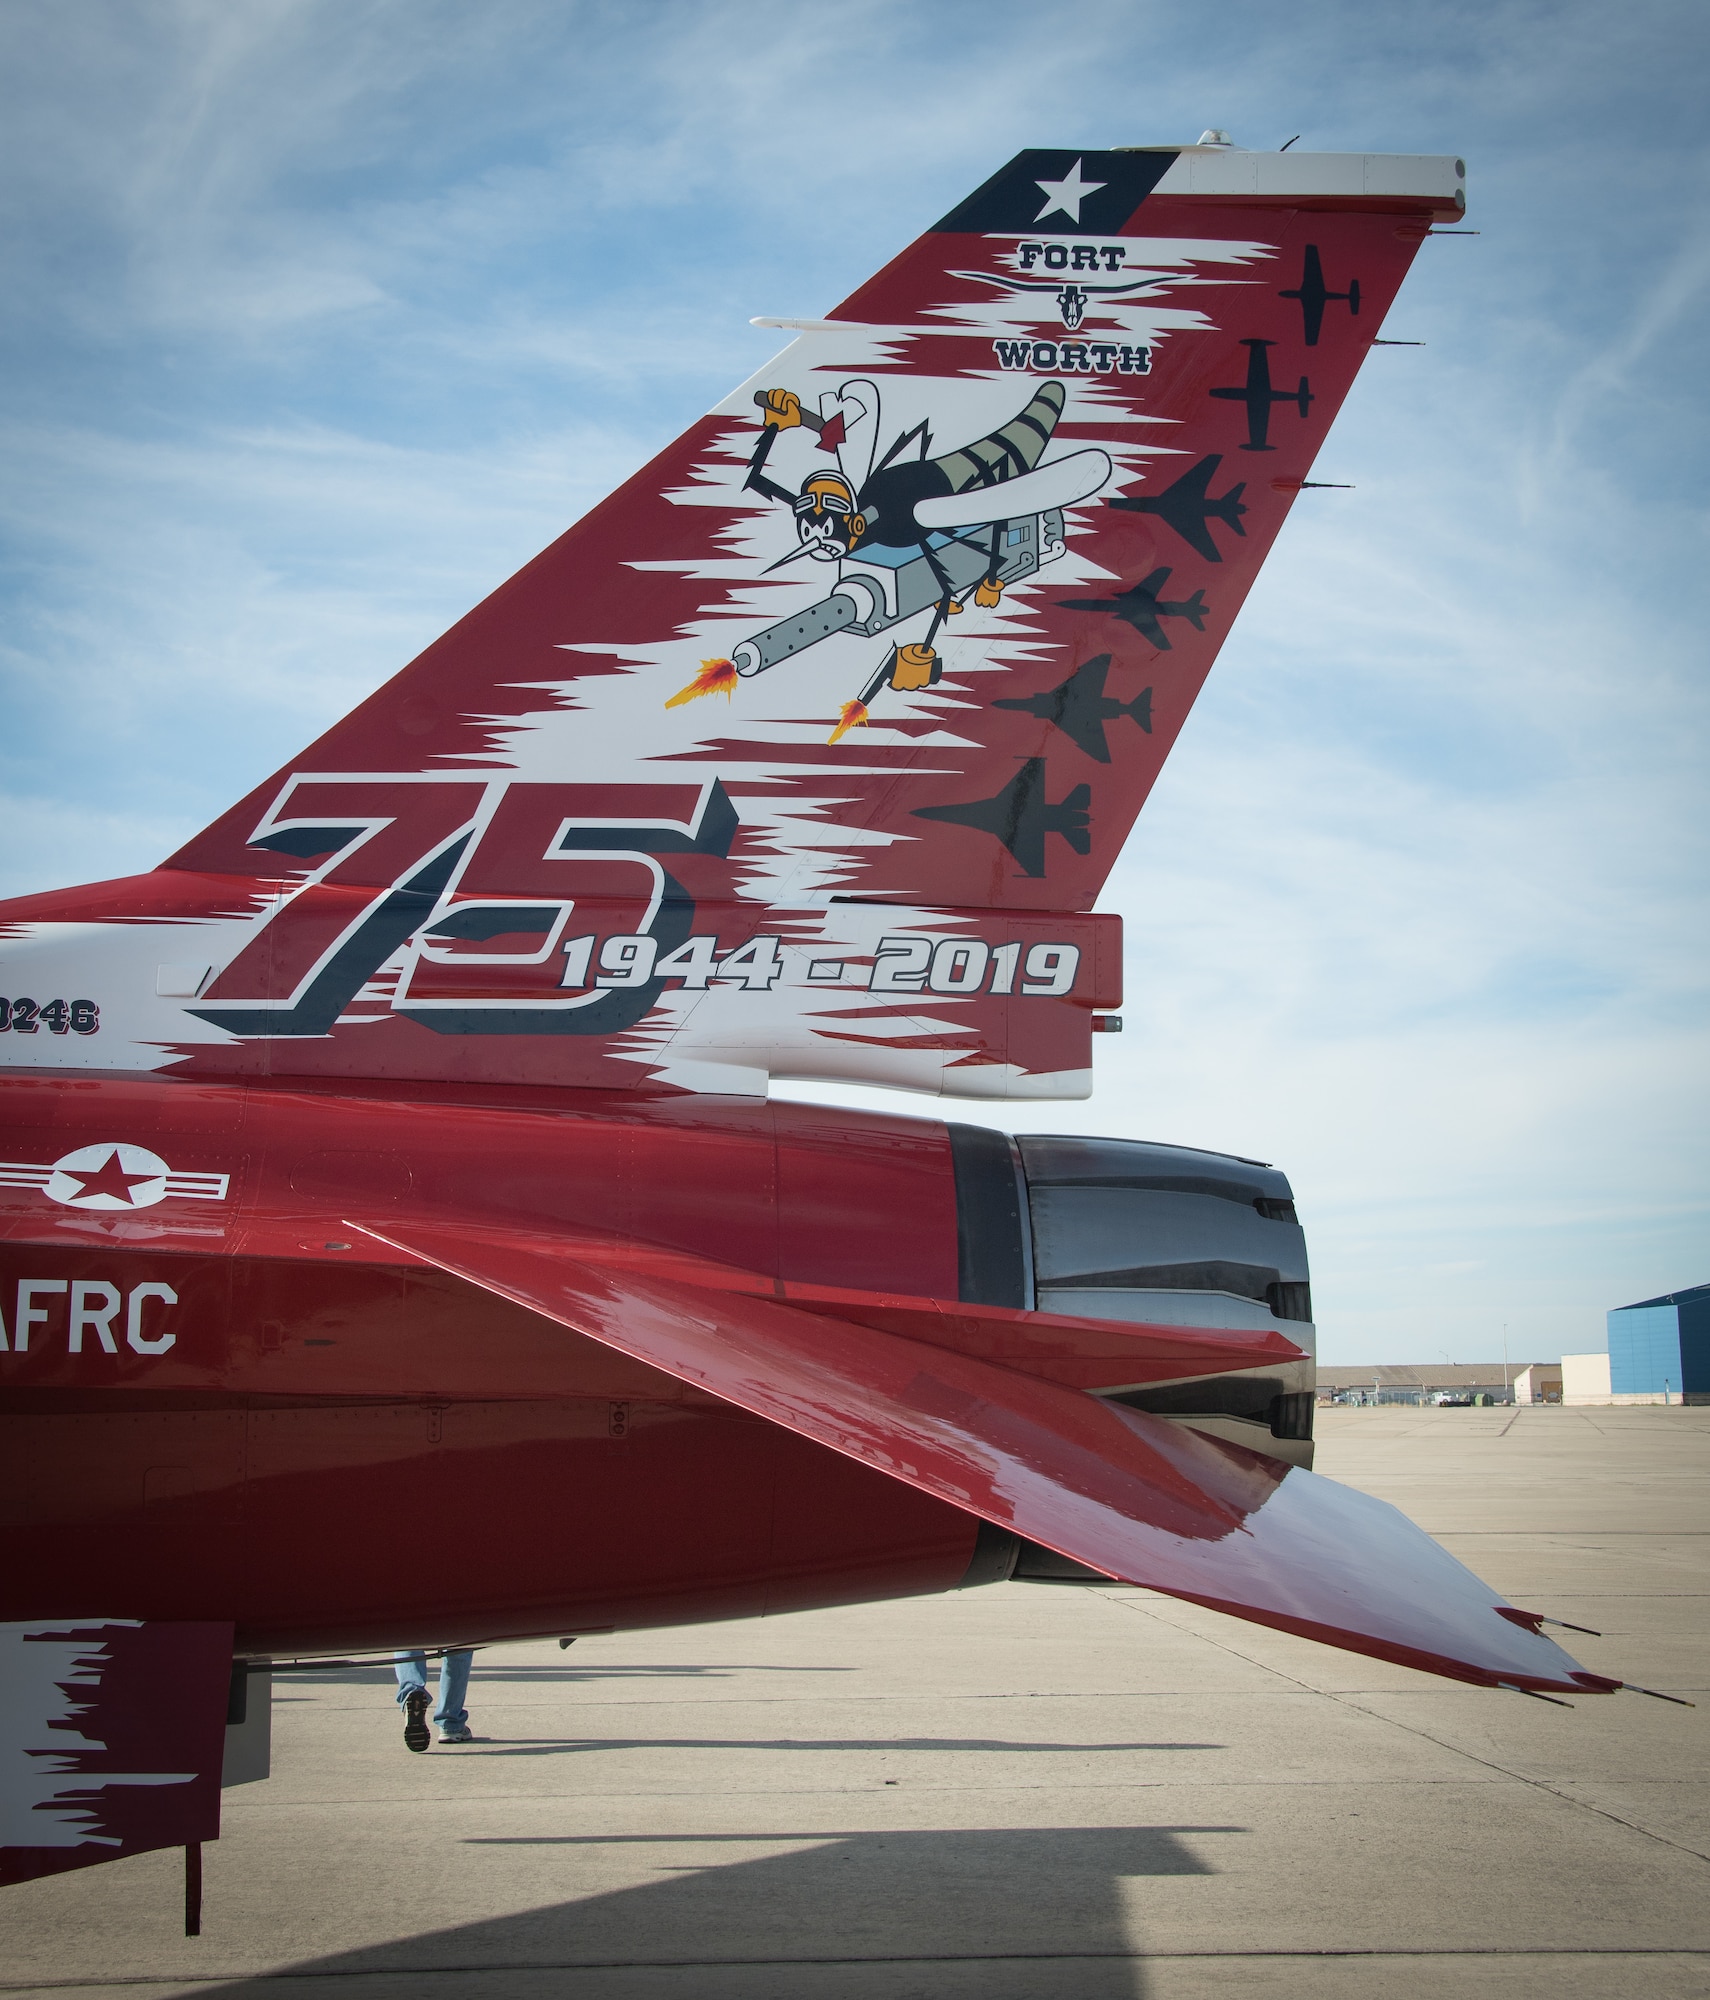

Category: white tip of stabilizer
[1197, 129, 1234, 147]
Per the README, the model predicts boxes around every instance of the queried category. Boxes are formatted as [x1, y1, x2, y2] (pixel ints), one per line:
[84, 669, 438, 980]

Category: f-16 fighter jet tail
[6, 139, 1635, 1908]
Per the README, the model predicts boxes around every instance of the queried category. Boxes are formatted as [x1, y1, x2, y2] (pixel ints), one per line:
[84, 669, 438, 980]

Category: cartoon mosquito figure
[668, 377, 1110, 741]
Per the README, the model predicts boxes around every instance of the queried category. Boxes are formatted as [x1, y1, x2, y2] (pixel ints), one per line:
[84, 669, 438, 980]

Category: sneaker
[438, 1722, 473, 1744]
[402, 1687, 432, 1752]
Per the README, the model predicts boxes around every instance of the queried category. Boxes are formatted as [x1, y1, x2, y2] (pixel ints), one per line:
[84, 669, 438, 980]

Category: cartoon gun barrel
[731, 586, 870, 676]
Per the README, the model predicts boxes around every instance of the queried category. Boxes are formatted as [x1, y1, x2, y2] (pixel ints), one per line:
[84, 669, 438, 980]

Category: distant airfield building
[1327, 1295, 1710, 1410]
[1562, 1353, 1613, 1404]
[1512, 1364, 1562, 1405]
[1563, 1284, 1710, 1406]
[1317, 1364, 1520, 1406]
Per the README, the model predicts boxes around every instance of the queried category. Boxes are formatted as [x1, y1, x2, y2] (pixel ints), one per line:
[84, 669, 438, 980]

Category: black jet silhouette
[1107, 454, 1247, 563]
[1279, 244, 1360, 346]
[1210, 339, 1313, 451]
[1059, 568, 1208, 651]
[913, 758, 1091, 878]
[993, 654, 1152, 763]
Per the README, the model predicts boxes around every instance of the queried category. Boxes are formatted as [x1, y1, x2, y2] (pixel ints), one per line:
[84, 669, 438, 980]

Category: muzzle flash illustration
[668, 378, 1111, 742]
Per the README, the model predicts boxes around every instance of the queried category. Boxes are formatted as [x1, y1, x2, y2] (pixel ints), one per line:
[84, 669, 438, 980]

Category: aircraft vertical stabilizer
[0, 146, 1464, 1100]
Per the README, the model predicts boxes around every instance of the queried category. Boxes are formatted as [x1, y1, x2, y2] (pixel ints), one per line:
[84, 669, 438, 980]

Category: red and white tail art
[7, 142, 1646, 1922]
[1, 145, 1463, 1100]
[0, 1621, 230, 1889]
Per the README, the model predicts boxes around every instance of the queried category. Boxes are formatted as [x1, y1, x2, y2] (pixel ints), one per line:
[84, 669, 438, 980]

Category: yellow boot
[892, 643, 938, 691]
[974, 577, 1003, 608]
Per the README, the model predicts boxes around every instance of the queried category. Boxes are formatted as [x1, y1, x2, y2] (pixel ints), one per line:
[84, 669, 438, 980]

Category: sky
[0, 0, 1705, 1366]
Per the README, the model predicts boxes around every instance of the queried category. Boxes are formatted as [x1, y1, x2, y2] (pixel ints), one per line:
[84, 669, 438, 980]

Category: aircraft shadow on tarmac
[272, 1661, 850, 1688]
[451, 1734, 1220, 1759]
[182, 1824, 1240, 1998]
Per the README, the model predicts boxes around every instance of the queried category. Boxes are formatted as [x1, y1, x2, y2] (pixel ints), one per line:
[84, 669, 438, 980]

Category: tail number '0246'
[871, 939, 1080, 996]
[0, 999, 100, 1035]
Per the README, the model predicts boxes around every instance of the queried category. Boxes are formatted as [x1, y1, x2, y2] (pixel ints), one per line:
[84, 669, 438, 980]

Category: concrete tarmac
[4, 1405, 1707, 1999]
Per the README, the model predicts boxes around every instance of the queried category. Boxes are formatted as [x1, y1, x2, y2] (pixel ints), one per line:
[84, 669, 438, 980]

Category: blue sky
[1, 0, 1705, 1365]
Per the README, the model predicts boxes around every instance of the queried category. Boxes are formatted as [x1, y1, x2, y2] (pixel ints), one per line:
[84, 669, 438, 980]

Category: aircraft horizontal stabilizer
[352, 1218, 1614, 1696]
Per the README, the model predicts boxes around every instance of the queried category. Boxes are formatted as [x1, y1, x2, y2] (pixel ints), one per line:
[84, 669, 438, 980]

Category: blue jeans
[394, 1649, 473, 1729]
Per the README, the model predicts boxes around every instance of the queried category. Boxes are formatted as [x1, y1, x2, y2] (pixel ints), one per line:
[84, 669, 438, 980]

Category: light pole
[1503, 1322, 1510, 1405]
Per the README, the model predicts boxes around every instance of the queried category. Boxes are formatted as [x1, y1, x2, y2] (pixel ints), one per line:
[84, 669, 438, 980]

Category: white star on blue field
[1033, 159, 1107, 224]
[0, 0, 1705, 1366]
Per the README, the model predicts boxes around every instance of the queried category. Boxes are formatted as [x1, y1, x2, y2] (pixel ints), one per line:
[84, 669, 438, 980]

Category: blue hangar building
[1608, 1284, 1710, 1403]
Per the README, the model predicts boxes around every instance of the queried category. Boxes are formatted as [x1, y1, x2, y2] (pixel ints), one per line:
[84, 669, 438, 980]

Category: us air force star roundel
[0, 1147, 233, 1206]
[1034, 159, 1107, 225]
[46, 1143, 173, 1209]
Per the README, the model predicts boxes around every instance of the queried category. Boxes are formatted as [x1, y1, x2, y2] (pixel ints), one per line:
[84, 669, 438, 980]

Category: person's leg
[394, 1650, 433, 1751]
[435, 1650, 474, 1738]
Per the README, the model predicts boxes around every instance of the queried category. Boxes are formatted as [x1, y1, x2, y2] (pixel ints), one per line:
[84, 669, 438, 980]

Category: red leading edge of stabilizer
[352, 1216, 1613, 1696]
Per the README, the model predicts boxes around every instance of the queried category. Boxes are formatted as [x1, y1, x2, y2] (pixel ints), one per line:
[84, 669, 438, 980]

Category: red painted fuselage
[0, 1075, 1003, 1654]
